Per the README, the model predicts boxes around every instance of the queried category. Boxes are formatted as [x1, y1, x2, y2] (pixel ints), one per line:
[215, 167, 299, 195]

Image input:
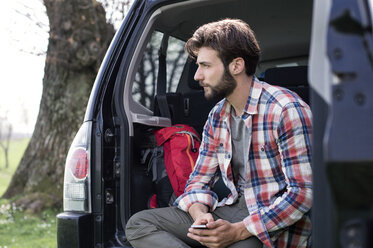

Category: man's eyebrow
[196, 61, 211, 66]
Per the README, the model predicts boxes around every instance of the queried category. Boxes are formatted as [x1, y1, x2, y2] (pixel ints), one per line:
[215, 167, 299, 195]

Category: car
[57, 0, 373, 247]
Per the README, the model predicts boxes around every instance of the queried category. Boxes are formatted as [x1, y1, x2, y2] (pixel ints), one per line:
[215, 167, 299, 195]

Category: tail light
[63, 122, 92, 212]
[68, 148, 88, 179]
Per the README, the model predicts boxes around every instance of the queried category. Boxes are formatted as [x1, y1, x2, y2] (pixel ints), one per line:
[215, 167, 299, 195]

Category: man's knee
[125, 209, 157, 241]
[127, 210, 151, 227]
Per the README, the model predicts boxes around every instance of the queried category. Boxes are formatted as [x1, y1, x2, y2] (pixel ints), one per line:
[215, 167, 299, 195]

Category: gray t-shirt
[230, 109, 250, 192]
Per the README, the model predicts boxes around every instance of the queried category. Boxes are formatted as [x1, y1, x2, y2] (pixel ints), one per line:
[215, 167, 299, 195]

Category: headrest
[263, 66, 308, 87]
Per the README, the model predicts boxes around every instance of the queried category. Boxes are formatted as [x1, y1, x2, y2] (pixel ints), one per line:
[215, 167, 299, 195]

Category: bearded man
[126, 19, 313, 248]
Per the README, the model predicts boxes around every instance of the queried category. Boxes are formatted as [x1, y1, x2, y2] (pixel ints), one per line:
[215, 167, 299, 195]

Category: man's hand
[188, 203, 214, 225]
[187, 219, 252, 248]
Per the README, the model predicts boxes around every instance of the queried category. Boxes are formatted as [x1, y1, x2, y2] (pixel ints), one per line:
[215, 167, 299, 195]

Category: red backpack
[142, 124, 200, 208]
[154, 124, 201, 197]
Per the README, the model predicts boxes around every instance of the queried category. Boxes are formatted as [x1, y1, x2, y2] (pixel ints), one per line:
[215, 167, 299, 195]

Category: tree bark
[2, 0, 114, 213]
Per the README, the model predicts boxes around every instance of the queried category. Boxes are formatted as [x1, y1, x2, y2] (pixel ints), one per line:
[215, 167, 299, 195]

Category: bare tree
[99, 0, 132, 29]
[8, 0, 49, 56]
[0, 115, 13, 170]
[2, 0, 120, 213]
[3, 0, 188, 213]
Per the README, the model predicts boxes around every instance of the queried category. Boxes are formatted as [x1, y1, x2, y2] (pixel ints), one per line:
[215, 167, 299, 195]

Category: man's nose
[194, 67, 203, 81]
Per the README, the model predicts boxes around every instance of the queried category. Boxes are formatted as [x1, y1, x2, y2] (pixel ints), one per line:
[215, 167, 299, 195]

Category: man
[126, 19, 312, 248]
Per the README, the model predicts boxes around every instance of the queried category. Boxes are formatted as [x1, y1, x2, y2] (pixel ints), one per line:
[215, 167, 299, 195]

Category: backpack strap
[154, 124, 200, 146]
[175, 130, 201, 152]
[141, 147, 166, 183]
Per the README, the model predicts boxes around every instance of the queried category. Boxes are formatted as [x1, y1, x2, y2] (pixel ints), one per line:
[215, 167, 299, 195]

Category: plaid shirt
[175, 77, 312, 248]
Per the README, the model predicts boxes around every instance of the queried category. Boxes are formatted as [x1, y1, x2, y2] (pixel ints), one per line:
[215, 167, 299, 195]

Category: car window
[131, 31, 187, 110]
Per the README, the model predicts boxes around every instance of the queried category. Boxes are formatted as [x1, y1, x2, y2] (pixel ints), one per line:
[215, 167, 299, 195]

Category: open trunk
[112, 0, 313, 246]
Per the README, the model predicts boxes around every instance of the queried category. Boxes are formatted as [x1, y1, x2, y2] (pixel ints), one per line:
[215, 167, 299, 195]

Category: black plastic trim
[57, 212, 93, 248]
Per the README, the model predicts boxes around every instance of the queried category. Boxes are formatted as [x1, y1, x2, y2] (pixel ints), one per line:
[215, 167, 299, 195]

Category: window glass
[132, 31, 187, 110]
[166, 36, 188, 92]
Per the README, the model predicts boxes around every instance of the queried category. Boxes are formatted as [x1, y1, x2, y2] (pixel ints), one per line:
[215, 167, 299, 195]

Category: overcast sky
[0, 0, 130, 136]
[0, 0, 48, 135]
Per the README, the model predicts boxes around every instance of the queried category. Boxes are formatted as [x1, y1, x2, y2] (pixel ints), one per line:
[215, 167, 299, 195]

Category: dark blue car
[57, 0, 373, 247]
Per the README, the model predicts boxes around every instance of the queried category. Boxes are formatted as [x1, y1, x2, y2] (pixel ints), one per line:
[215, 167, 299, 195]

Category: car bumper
[57, 212, 92, 248]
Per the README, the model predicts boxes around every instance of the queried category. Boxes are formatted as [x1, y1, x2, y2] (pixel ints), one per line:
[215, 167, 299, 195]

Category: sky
[0, 0, 128, 137]
[0, 0, 48, 135]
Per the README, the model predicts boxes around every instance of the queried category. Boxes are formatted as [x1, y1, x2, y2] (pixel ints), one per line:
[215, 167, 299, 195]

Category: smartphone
[191, 224, 208, 229]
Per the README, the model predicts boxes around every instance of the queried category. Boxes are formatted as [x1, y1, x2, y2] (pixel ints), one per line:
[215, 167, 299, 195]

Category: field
[0, 138, 29, 196]
[0, 138, 58, 248]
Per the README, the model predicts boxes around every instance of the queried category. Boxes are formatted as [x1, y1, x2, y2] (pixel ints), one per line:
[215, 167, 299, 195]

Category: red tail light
[63, 122, 91, 212]
[68, 148, 88, 179]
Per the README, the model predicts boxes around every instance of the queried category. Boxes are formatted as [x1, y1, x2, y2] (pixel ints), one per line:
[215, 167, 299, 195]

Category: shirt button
[220, 143, 223, 147]
[261, 147, 265, 152]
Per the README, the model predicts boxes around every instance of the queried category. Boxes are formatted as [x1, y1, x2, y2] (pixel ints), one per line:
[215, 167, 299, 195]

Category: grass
[0, 200, 58, 248]
[0, 138, 29, 196]
[0, 138, 58, 248]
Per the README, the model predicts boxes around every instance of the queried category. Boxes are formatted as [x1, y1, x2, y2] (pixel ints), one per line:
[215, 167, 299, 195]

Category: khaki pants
[125, 196, 262, 248]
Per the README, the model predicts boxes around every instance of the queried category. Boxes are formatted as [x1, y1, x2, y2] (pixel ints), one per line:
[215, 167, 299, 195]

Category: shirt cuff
[174, 189, 219, 212]
[243, 211, 273, 248]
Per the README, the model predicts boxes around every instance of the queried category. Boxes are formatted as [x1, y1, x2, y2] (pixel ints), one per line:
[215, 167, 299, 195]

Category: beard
[203, 68, 237, 101]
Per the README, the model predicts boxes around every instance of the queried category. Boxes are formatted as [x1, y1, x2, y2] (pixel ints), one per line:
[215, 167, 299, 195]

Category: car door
[310, 0, 373, 247]
[108, 0, 187, 246]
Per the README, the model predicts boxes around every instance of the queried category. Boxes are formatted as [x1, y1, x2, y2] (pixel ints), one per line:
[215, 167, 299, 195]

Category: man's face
[194, 47, 237, 101]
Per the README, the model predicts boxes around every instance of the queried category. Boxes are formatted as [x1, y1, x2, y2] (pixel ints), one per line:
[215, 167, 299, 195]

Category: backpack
[141, 124, 201, 208]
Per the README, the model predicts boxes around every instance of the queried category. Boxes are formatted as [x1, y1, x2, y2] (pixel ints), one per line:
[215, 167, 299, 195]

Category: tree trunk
[4, 146, 9, 169]
[0, 124, 12, 170]
[2, 0, 114, 213]
[4, 125, 12, 169]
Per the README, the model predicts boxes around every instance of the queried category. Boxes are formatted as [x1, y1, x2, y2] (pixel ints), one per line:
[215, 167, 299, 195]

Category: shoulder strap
[154, 124, 201, 146]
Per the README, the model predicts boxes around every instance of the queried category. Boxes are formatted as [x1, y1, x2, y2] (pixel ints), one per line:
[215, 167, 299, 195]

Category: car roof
[153, 0, 313, 62]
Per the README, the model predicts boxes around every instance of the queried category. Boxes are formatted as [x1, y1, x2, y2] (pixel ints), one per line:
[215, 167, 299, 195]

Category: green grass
[0, 199, 58, 248]
[0, 138, 58, 248]
[0, 138, 29, 196]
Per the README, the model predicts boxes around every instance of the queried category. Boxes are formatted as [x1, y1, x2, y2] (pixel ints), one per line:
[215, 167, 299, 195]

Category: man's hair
[185, 19, 260, 76]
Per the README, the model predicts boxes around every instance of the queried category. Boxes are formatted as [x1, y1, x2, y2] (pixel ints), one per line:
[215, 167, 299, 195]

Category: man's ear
[229, 57, 245, 75]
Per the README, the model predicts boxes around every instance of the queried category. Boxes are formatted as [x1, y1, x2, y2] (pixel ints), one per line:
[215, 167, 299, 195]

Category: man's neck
[227, 75, 253, 116]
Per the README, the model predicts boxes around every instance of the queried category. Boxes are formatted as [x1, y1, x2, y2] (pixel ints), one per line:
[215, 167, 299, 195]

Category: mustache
[199, 81, 209, 87]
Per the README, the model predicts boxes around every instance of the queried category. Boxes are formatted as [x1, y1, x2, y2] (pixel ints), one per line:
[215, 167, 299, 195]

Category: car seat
[263, 65, 309, 104]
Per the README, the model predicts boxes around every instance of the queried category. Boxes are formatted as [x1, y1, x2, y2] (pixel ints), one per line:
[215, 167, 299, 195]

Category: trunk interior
[114, 0, 313, 244]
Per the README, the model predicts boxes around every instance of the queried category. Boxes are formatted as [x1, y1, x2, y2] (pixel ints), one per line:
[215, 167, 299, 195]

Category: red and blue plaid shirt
[175, 77, 312, 248]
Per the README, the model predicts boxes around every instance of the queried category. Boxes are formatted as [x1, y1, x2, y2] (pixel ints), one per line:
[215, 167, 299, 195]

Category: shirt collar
[244, 76, 262, 115]
[220, 76, 263, 119]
